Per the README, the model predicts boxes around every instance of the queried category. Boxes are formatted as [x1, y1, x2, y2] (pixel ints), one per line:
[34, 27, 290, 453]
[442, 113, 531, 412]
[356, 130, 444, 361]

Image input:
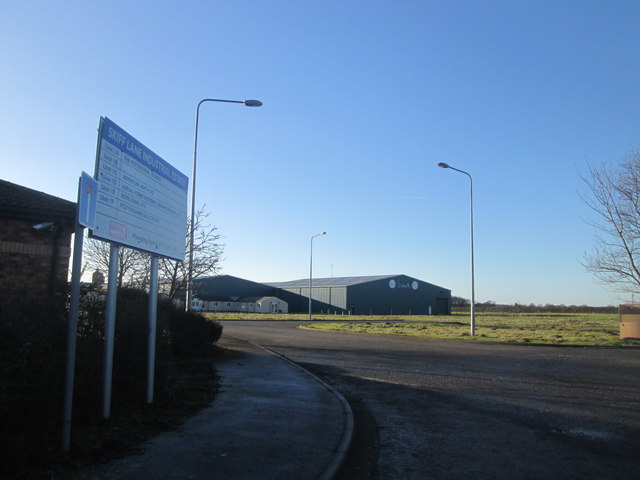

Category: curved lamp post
[309, 231, 327, 320]
[438, 162, 476, 336]
[186, 98, 262, 311]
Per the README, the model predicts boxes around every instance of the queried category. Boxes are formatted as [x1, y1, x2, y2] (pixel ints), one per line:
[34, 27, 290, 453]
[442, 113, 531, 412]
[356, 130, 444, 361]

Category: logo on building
[389, 279, 419, 290]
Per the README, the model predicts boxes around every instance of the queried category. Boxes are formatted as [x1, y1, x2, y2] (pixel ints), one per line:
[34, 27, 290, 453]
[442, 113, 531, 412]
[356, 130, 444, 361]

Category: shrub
[165, 304, 223, 358]
[0, 286, 223, 477]
[0, 295, 67, 477]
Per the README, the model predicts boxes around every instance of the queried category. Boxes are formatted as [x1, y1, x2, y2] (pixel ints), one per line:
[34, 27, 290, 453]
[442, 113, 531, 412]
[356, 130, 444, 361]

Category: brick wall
[0, 217, 73, 299]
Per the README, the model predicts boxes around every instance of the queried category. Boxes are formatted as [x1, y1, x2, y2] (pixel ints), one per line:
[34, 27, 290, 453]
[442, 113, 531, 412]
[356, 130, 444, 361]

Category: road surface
[221, 320, 640, 479]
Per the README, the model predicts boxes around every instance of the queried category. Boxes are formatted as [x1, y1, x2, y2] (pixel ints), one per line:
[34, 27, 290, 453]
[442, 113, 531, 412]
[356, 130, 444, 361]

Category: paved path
[74, 335, 351, 480]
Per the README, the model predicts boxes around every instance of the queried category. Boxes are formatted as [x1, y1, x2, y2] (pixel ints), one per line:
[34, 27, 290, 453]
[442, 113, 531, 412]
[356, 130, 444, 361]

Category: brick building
[0, 179, 76, 300]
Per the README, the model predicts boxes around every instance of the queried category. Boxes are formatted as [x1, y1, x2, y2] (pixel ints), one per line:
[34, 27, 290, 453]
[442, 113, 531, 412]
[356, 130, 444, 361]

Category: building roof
[193, 294, 282, 303]
[243, 296, 283, 303]
[267, 274, 403, 288]
[0, 179, 76, 223]
[192, 274, 277, 298]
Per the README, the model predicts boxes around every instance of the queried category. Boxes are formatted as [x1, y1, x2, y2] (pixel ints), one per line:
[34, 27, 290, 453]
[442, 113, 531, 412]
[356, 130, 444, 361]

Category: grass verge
[305, 312, 640, 346]
[206, 312, 640, 347]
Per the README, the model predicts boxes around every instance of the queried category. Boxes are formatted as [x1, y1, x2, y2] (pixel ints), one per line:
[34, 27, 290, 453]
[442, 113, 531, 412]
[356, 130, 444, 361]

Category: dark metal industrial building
[193, 275, 277, 299]
[268, 274, 451, 315]
[191, 274, 451, 315]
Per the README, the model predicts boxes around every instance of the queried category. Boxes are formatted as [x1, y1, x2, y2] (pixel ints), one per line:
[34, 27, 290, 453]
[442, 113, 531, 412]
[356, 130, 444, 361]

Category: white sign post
[62, 174, 89, 452]
[63, 119, 189, 446]
[91, 117, 188, 419]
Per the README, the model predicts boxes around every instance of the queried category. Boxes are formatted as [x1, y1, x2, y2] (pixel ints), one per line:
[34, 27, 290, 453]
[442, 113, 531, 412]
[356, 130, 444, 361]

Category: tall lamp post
[309, 231, 326, 320]
[438, 162, 476, 336]
[186, 98, 262, 311]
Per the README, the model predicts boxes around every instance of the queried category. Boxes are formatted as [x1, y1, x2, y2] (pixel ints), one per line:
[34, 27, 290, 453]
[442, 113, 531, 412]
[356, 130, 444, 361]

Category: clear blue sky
[2, 1, 639, 306]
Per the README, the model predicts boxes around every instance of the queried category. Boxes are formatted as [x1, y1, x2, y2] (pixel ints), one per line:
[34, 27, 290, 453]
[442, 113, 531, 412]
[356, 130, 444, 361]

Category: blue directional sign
[78, 171, 98, 229]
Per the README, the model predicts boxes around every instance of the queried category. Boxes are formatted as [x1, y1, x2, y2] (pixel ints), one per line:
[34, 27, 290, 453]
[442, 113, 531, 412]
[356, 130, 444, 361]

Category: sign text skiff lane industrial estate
[91, 117, 188, 261]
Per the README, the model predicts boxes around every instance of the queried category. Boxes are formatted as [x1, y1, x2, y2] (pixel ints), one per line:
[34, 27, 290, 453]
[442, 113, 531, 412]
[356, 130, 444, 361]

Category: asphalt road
[221, 320, 640, 480]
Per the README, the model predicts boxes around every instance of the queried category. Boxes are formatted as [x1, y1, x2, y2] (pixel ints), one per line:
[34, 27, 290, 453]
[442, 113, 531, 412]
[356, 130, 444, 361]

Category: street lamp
[309, 231, 327, 320]
[438, 162, 476, 336]
[186, 98, 262, 311]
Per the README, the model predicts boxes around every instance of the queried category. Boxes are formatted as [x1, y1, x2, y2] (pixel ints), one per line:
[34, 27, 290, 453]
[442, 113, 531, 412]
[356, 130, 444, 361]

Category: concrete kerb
[224, 334, 354, 480]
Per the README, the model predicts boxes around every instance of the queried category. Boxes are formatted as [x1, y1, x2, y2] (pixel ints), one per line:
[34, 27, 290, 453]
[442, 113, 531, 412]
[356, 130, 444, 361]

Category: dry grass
[306, 312, 639, 346]
[206, 312, 639, 346]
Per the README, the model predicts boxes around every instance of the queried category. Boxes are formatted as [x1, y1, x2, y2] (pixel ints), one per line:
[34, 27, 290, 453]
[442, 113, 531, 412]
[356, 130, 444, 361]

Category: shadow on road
[300, 361, 640, 480]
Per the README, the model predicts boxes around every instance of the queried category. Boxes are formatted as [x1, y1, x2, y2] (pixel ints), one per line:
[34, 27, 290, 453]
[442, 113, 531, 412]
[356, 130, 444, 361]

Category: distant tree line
[451, 296, 616, 314]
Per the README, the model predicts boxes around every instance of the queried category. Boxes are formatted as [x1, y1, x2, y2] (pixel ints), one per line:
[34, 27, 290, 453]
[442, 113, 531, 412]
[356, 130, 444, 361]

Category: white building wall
[256, 298, 288, 313]
[201, 297, 287, 314]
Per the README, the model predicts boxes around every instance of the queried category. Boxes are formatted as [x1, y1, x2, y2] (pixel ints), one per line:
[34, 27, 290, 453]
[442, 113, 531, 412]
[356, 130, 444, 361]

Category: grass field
[206, 312, 640, 347]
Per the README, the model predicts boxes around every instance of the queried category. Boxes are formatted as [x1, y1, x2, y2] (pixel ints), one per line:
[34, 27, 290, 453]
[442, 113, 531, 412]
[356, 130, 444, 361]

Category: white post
[438, 162, 476, 336]
[309, 236, 314, 320]
[62, 220, 84, 452]
[469, 173, 476, 336]
[147, 255, 159, 404]
[187, 98, 262, 311]
[309, 232, 326, 320]
[102, 244, 119, 419]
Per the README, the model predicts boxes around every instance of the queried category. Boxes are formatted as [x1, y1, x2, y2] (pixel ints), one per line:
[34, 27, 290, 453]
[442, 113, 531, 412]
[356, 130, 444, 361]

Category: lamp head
[437, 162, 450, 169]
[244, 99, 263, 107]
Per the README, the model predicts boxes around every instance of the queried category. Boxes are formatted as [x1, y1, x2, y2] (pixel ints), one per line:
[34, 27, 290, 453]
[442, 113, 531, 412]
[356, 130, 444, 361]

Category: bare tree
[160, 206, 224, 299]
[83, 206, 223, 295]
[83, 237, 148, 288]
[581, 151, 640, 295]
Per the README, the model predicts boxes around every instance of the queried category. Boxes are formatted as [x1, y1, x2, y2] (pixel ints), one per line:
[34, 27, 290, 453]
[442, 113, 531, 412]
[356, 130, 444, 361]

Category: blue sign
[91, 117, 189, 261]
[78, 171, 98, 228]
[100, 117, 188, 193]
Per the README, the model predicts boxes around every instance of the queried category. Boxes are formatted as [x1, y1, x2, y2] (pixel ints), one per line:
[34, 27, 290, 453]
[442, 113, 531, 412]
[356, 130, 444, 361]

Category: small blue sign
[78, 171, 98, 229]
